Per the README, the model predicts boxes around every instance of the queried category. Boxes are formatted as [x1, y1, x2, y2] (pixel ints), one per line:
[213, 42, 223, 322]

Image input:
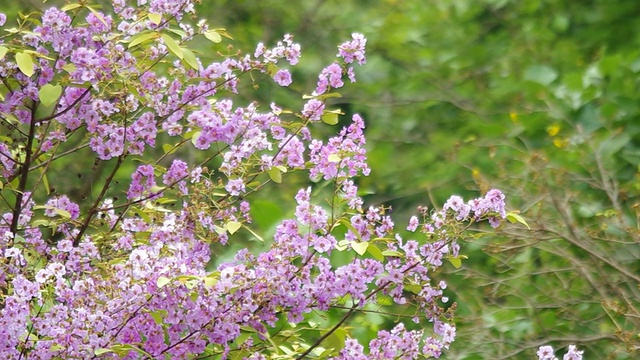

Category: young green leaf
[226, 221, 241, 235]
[381, 249, 404, 258]
[16, 52, 35, 77]
[204, 30, 222, 43]
[148, 12, 162, 25]
[321, 112, 339, 125]
[351, 241, 369, 256]
[327, 153, 341, 163]
[94, 349, 114, 356]
[149, 310, 167, 325]
[61, 3, 82, 11]
[38, 84, 62, 107]
[505, 211, 530, 229]
[86, 5, 109, 27]
[128, 31, 157, 48]
[448, 256, 462, 269]
[156, 276, 171, 288]
[161, 33, 183, 59]
[366, 243, 384, 261]
[268, 167, 283, 183]
[181, 48, 199, 70]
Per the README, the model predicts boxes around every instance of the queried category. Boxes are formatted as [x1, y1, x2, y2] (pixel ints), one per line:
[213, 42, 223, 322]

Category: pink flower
[273, 69, 292, 86]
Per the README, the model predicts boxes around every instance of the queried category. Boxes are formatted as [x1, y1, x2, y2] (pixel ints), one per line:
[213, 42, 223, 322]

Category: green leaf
[266, 63, 278, 76]
[321, 112, 339, 125]
[447, 255, 462, 269]
[181, 48, 199, 70]
[40, 167, 51, 195]
[61, 3, 82, 11]
[327, 153, 341, 163]
[505, 211, 530, 229]
[149, 310, 167, 325]
[377, 294, 394, 306]
[128, 31, 157, 48]
[335, 240, 349, 251]
[62, 63, 77, 73]
[338, 218, 362, 242]
[33, 205, 71, 218]
[366, 243, 384, 261]
[302, 92, 342, 100]
[204, 30, 222, 43]
[204, 273, 219, 289]
[190, 131, 201, 146]
[86, 5, 109, 27]
[38, 84, 62, 107]
[16, 52, 35, 77]
[405, 283, 422, 294]
[162, 143, 178, 155]
[166, 28, 187, 38]
[110, 344, 154, 358]
[148, 12, 162, 25]
[351, 241, 369, 256]
[0, 47, 8, 60]
[226, 221, 241, 235]
[94, 348, 114, 356]
[523, 64, 558, 86]
[157, 276, 171, 288]
[323, 327, 347, 351]
[214, 28, 233, 40]
[268, 167, 283, 183]
[161, 33, 183, 59]
[381, 249, 403, 258]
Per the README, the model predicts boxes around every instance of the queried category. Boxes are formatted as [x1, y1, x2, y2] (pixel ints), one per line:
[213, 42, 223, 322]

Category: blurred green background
[3, 0, 640, 358]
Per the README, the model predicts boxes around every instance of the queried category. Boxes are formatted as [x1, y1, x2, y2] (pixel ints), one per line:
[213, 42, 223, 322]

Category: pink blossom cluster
[308, 113, 371, 181]
[407, 189, 507, 234]
[538, 345, 584, 360]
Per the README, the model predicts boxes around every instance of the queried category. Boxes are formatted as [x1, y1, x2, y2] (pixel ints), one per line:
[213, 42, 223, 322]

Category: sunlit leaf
[156, 276, 171, 288]
[448, 256, 462, 269]
[505, 211, 530, 229]
[161, 33, 183, 59]
[148, 12, 162, 25]
[327, 153, 341, 163]
[351, 241, 369, 256]
[268, 167, 282, 183]
[38, 84, 62, 107]
[381, 249, 403, 258]
[16, 52, 35, 77]
[302, 92, 342, 100]
[86, 5, 109, 27]
[128, 31, 157, 48]
[226, 221, 241, 235]
[61, 3, 82, 11]
[181, 47, 199, 70]
[149, 310, 167, 325]
[321, 112, 339, 125]
[204, 30, 222, 43]
[94, 349, 114, 356]
[366, 243, 384, 261]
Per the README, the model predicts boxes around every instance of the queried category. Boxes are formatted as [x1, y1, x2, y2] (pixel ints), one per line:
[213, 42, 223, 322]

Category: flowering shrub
[0, 0, 580, 359]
